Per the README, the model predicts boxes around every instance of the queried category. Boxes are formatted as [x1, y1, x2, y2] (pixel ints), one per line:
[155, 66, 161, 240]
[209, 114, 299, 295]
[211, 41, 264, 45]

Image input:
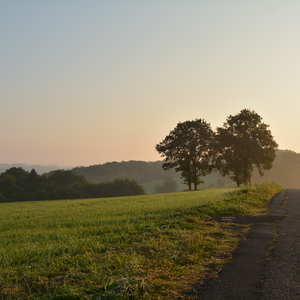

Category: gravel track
[182, 189, 300, 299]
[260, 189, 300, 299]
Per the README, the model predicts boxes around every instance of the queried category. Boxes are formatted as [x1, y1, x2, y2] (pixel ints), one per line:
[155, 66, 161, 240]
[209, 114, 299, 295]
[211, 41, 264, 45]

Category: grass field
[0, 183, 281, 300]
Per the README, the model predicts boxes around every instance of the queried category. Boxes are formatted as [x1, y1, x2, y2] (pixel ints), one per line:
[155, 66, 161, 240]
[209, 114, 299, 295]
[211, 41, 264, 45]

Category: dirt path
[182, 189, 300, 299]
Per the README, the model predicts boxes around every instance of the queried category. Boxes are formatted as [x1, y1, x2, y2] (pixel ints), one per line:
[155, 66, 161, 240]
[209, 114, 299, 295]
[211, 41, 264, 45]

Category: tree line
[156, 109, 278, 190]
[0, 168, 145, 203]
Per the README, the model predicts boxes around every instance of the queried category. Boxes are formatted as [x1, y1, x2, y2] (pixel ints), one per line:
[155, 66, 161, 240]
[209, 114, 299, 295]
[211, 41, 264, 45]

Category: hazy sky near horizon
[1, 1, 300, 167]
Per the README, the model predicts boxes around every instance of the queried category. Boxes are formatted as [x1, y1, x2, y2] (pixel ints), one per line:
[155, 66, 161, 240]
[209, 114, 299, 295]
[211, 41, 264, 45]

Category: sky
[1, 1, 300, 167]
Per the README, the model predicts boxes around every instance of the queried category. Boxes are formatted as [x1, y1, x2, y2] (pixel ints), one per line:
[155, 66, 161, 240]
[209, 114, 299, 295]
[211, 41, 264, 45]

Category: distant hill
[71, 150, 300, 191]
[71, 161, 178, 184]
[253, 149, 300, 188]
[2, 149, 300, 194]
[71, 160, 235, 193]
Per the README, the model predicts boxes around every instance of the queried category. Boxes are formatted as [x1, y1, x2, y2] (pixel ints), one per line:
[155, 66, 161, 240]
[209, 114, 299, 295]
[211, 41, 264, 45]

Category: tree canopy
[155, 119, 214, 190]
[215, 109, 278, 186]
[155, 109, 278, 189]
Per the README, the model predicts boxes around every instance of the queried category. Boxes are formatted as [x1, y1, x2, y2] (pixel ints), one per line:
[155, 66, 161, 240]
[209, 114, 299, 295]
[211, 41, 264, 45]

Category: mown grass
[0, 183, 281, 300]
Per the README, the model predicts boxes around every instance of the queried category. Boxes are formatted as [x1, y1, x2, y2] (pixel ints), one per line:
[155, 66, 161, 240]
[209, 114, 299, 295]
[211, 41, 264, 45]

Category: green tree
[0, 173, 25, 200]
[155, 119, 214, 190]
[215, 109, 278, 186]
[4, 167, 29, 190]
[0, 174, 18, 197]
[48, 170, 88, 186]
[108, 178, 145, 197]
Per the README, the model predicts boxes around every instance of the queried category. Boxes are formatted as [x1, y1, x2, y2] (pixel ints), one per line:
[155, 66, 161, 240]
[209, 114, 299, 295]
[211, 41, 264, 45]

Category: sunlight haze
[1, 1, 300, 167]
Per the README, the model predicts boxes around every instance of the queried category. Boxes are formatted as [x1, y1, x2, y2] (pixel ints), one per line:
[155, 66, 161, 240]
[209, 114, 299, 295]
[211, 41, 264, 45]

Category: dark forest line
[0, 169, 145, 203]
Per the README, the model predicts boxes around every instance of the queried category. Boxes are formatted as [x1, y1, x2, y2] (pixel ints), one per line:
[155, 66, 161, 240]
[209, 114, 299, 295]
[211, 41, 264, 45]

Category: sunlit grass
[0, 183, 281, 299]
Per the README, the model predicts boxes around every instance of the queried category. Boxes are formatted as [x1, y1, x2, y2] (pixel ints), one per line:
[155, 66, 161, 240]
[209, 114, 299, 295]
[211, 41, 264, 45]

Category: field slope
[0, 183, 281, 300]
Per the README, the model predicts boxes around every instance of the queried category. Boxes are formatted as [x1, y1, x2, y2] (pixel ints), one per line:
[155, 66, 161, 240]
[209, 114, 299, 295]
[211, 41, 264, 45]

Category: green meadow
[0, 183, 281, 300]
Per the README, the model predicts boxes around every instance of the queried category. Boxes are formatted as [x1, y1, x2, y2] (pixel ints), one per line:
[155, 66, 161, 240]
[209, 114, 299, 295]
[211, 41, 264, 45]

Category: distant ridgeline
[252, 149, 300, 188]
[71, 150, 300, 191]
[1, 150, 300, 202]
[71, 161, 234, 193]
[71, 161, 177, 184]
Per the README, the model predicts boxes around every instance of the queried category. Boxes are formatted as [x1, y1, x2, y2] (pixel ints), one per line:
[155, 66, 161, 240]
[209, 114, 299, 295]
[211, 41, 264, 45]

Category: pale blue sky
[1, 1, 300, 166]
